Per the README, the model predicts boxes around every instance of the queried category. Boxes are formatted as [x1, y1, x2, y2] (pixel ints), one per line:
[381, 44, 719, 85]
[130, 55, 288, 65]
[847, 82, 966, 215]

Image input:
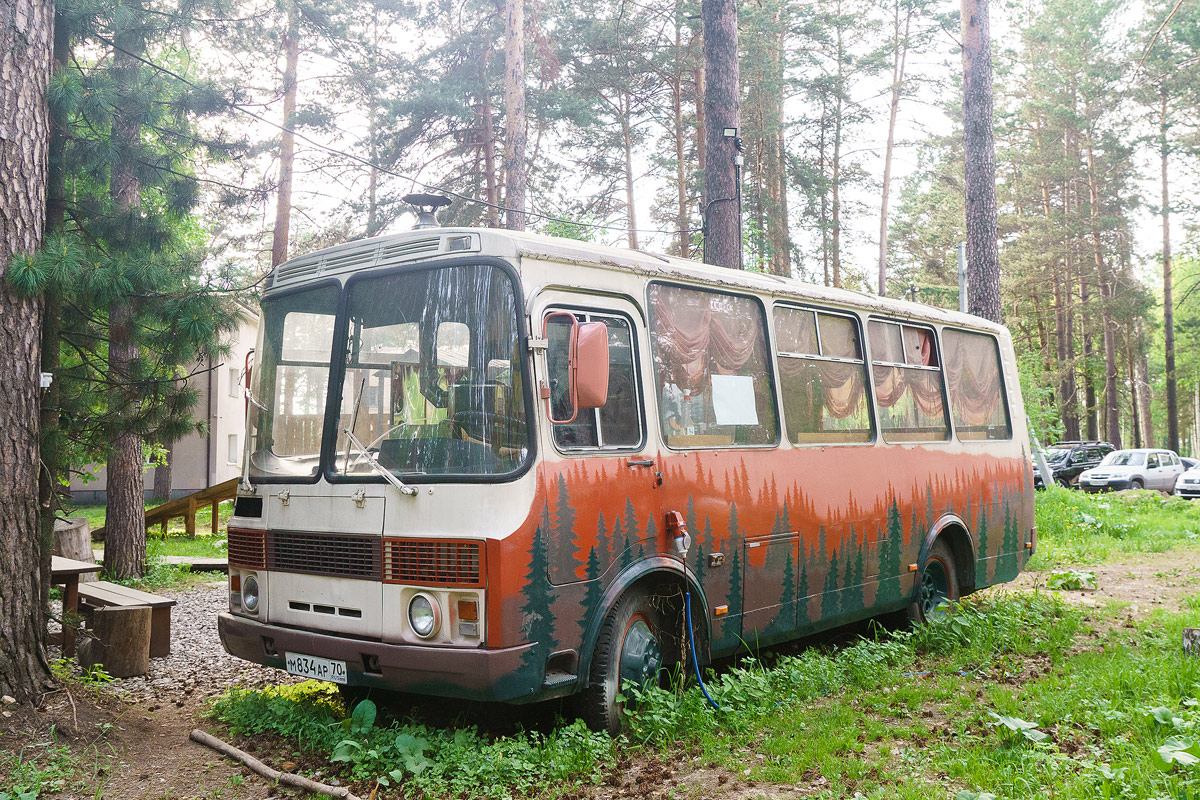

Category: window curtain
[943, 332, 1003, 426]
[650, 285, 760, 393]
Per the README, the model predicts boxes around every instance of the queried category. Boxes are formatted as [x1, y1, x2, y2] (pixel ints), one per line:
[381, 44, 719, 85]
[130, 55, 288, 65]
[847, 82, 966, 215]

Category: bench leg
[150, 606, 172, 658]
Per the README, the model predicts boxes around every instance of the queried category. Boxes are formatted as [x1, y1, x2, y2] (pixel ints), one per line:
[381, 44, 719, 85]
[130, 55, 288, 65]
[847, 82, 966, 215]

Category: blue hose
[684, 591, 720, 711]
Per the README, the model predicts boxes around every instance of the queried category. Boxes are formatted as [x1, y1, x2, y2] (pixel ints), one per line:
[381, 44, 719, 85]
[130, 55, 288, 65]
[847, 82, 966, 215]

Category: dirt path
[10, 549, 1198, 800]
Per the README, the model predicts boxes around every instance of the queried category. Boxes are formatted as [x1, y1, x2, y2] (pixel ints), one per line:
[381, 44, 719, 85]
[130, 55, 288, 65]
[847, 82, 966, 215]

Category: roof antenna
[402, 193, 451, 229]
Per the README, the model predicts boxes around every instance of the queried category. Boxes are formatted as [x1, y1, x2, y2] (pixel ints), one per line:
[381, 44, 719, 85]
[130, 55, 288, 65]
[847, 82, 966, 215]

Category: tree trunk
[764, 1, 789, 277]
[673, 59, 689, 258]
[480, 52, 499, 228]
[104, 22, 147, 581]
[831, 18, 844, 288]
[694, 59, 706, 178]
[0, 0, 53, 702]
[702, 0, 740, 268]
[878, 0, 912, 296]
[621, 94, 638, 250]
[503, 0, 527, 231]
[1135, 317, 1154, 446]
[1161, 91, 1179, 453]
[40, 1, 69, 630]
[959, 0, 1002, 322]
[271, 0, 299, 268]
[1085, 133, 1120, 448]
[152, 441, 173, 501]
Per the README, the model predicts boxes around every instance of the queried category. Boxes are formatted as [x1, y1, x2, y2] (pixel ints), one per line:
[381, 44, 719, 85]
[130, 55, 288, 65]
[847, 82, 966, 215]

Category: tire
[908, 539, 960, 624]
[1057, 477, 1071, 489]
[582, 586, 671, 736]
[1131, 479, 1144, 490]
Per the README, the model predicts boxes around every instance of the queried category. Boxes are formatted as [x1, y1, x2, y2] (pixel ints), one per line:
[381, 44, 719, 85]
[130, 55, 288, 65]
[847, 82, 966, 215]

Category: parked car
[1077, 448, 1186, 493]
[1177, 462, 1200, 499]
[1033, 441, 1115, 488]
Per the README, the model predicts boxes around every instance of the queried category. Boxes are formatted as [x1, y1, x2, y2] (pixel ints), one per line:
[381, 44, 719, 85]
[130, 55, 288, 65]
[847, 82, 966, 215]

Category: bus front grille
[227, 528, 266, 569]
[267, 531, 382, 580]
[382, 539, 484, 587]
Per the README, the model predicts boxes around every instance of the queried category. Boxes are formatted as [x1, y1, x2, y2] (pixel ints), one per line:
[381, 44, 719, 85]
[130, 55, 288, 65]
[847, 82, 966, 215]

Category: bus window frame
[251, 277, 346, 485]
[645, 280, 781, 452]
[543, 305, 648, 455]
[770, 302, 877, 448]
[320, 255, 539, 487]
[866, 316, 952, 445]
[939, 325, 1014, 444]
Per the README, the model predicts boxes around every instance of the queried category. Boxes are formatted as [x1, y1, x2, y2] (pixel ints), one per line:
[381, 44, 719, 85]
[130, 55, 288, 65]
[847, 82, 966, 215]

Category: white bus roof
[267, 227, 1006, 335]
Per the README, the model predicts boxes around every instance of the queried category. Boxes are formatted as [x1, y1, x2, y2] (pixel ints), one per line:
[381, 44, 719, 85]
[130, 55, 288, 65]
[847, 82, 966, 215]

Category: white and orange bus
[219, 227, 1035, 733]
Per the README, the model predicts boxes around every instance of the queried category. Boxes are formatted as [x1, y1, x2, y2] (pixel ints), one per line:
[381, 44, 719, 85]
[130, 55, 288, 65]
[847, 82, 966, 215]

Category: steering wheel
[451, 411, 525, 445]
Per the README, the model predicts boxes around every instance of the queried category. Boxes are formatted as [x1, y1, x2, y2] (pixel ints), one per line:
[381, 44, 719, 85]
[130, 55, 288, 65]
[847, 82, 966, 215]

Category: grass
[1031, 485, 1200, 568]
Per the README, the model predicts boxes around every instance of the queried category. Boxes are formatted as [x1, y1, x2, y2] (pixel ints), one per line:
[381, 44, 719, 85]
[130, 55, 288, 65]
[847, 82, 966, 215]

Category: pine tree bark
[480, 51, 500, 228]
[878, 0, 912, 296]
[152, 441, 173, 501]
[1161, 90, 1179, 453]
[1085, 133, 1120, 448]
[0, 0, 53, 702]
[672, 55, 689, 258]
[959, 0, 1002, 322]
[1135, 317, 1154, 445]
[503, 0, 527, 231]
[621, 94, 638, 250]
[702, 0, 740, 269]
[104, 19, 147, 580]
[271, 0, 299, 268]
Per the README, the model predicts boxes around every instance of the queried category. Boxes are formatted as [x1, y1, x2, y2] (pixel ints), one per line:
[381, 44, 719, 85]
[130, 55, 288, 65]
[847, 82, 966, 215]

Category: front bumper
[1177, 483, 1200, 499]
[217, 613, 535, 702]
[1080, 478, 1133, 493]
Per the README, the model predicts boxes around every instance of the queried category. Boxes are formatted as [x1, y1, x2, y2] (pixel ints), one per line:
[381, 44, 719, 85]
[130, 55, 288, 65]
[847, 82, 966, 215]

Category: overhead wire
[96, 36, 700, 240]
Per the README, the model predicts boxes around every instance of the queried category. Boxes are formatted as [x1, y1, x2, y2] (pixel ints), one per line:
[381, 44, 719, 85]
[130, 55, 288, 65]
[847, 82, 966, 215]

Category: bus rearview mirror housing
[544, 314, 609, 424]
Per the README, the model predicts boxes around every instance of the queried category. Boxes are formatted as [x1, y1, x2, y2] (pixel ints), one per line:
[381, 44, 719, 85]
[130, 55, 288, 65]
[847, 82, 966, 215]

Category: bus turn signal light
[457, 599, 478, 621]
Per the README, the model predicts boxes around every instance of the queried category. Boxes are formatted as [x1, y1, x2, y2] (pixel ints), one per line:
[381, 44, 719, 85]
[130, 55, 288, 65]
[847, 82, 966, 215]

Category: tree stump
[77, 606, 151, 678]
[53, 518, 95, 580]
[1185, 629, 1199, 655]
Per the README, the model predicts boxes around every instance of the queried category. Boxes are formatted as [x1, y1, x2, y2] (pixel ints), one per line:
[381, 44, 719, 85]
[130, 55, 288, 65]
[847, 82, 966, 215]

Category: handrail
[92, 477, 239, 540]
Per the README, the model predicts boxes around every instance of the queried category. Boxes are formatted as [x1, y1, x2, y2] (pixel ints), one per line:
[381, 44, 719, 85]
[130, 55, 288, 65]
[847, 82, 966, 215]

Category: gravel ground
[53, 581, 296, 708]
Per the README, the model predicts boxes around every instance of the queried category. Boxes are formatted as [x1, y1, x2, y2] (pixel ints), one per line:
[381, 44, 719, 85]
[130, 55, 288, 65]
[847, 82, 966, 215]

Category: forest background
[10, 0, 1200, 568]
[104, 0, 1198, 459]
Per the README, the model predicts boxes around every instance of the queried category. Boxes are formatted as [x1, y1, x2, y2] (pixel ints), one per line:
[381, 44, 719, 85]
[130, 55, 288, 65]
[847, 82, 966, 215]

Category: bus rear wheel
[908, 539, 959, 624]
[582, 587, 668, 735]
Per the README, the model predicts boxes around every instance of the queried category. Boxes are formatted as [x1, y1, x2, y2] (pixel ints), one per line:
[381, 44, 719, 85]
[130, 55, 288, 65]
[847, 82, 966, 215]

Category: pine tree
[797, 559, 810, 624]
[780, 549, 796, 632]
[581, 545, 603, 639]
[520, 523, 557, 675]
[822, 548, 841, 619]
[727, 502, 743, 617]
[878, 499, 904, 603]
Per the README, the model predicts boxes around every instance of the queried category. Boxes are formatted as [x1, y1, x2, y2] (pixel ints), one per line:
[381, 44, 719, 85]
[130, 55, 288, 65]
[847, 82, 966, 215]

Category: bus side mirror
[575, 322, 609, 410]
[544, 313, 609, 425]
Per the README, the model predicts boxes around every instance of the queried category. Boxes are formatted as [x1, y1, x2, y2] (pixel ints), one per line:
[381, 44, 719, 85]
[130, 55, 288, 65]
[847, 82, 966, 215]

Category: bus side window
[648, 284, 779, 448]
[868, 321, 950, 443]
[941, 329, 1012, 441]
[546, 310, 644, 451]
[774, 306, 873, 444]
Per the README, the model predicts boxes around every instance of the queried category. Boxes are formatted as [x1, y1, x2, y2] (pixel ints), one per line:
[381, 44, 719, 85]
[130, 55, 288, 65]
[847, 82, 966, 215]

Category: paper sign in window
[711, 374, 759, 426]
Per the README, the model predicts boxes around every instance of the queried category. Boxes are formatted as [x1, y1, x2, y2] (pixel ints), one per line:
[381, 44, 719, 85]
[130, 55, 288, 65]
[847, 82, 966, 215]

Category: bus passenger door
[534, 294, 656, 589]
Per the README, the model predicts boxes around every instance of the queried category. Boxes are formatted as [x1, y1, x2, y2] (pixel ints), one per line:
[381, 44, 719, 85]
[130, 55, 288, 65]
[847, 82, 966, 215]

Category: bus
[218, 226, 1035, 734]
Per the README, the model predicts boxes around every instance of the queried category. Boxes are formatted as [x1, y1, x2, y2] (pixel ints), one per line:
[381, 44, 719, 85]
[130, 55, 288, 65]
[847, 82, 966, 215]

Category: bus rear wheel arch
[908, 539, 961, 624]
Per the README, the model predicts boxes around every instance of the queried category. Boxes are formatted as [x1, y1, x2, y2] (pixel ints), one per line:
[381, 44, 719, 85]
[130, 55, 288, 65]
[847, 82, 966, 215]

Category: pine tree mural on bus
[998, 499, 1019, 581]
[727, 503, 743, 619]
[877, 497, 904, 604]
[975, 508, 990, 585]
[520, 523, 556, 676]
[797, 556, 810, 625]
[580, 545, 603, 640]
[694, 517, 712, 585]
[778, 548, 796, 634]
[841, 525, 864, 614]
[822, 547, 841, 619]
[640, 512, 655, 559]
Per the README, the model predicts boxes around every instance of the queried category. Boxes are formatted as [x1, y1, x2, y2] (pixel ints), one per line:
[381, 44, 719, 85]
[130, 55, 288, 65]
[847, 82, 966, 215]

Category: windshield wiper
[341, 428, 419, 497]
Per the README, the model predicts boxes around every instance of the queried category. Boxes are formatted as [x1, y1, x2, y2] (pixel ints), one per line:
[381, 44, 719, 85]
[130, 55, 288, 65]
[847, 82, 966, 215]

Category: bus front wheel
[908, 539, 959, 624]
[582, 587, 668, 735]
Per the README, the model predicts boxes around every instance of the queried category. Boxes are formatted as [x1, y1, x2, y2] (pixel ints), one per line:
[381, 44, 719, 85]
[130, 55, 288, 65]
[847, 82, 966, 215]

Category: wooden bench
[78, 581, 177, 658]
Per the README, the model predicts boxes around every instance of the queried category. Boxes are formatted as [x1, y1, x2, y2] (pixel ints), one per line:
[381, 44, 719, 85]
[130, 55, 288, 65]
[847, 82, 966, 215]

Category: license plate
[284, 652, 347, 684]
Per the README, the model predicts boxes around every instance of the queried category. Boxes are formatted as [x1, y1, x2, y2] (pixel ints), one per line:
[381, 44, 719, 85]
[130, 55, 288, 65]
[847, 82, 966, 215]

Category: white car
[1177, 465, 1200, 499]
[1077, 448, 1186, 493]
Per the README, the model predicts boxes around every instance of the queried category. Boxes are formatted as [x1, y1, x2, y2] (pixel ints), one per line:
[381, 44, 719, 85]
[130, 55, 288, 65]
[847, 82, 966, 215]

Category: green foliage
[1046, 569, 1097, 590]
[209, 682, 614, 797]
[1033, 485, 1200, 567]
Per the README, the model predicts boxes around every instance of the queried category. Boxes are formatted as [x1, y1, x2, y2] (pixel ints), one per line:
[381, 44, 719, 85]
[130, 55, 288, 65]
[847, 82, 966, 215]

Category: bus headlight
[242, 574, 260, 613]
[408, 593, 439, 638]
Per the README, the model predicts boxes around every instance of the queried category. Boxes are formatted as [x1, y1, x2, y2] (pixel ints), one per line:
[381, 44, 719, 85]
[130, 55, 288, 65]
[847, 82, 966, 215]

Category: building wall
[69, 310, 260, 503]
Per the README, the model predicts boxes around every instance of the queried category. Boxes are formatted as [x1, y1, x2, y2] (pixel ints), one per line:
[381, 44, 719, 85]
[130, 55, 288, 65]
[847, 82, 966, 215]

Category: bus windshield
[248, 262, 531, 481]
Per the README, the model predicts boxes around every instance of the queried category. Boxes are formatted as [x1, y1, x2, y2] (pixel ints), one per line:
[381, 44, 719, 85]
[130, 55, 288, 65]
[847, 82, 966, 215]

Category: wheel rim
[618, 615, 662, 692]
[918, 559, 952, 619]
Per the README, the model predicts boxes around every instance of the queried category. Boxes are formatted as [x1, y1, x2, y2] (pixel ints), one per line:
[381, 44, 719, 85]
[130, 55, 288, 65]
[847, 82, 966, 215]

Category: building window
[227, 434, 239, 465]
[228, 367, 240, 398]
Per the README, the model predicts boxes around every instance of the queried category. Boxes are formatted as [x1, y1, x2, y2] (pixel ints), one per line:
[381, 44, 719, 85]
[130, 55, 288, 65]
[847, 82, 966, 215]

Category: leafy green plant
[1046, 569, 1097, 590]
[987, 711, 1049, 743]
[1154, 736, 1200, 771]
